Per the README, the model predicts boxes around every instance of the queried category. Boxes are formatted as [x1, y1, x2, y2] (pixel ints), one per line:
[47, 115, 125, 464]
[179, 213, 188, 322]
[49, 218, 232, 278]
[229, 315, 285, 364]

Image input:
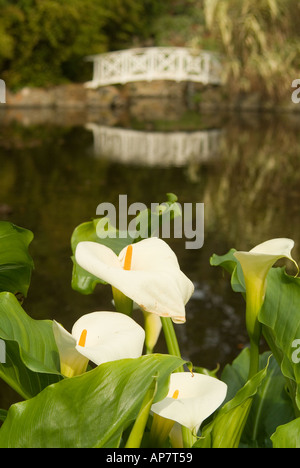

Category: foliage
[1, 0, 299, 97]
[0, 222, 33, 298]
[0, 0, 166, 88]
[202, 0, 300, 99]
[149, 0, 206, 48]
[0, 201, 300, 447]
[0, 354, 182, 448]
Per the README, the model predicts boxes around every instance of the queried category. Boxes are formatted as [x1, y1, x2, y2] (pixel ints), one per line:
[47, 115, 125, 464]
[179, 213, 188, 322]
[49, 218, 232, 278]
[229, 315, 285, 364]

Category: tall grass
[203, 0, 300, 100]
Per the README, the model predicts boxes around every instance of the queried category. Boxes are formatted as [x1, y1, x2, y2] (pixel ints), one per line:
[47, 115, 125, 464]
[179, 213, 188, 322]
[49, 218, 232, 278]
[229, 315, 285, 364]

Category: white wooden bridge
[85, 47, 222, 88]
[86, 124, 223, 166]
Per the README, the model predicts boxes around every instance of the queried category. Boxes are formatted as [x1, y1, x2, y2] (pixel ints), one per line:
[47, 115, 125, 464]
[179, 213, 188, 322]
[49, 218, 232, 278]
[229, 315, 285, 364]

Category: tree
[203, 0, 300, 100]
[0, 0, 167, 88]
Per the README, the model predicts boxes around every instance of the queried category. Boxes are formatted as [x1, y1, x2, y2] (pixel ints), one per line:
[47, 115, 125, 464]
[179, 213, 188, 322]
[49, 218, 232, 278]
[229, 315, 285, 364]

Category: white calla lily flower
[234, 238, 298, 330]
[234, 238, 298, 294]
[75, 238, 194, 324]
[53, 311, 145, 377]
[151, 372, 227, 441]
[234, 238, 298, 377]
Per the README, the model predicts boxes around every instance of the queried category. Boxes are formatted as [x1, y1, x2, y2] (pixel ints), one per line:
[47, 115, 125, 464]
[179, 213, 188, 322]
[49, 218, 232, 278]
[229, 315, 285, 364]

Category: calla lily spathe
[234, 238, 298, 331]
[53, 311, 145, 377]
[75, 238, 194, 324]
[234, 238, 299, 377]
[151, 372, 227, 435]
[234, 238, 298, 296]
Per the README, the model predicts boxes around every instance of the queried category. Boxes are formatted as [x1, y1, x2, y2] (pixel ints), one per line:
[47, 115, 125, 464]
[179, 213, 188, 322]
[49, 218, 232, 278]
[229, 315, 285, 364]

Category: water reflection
[86, 123, 223, 166]
[0, 107, 299, 409]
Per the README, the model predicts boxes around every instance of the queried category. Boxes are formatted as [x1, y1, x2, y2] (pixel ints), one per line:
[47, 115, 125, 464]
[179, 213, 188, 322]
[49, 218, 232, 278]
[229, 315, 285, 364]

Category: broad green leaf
[210, 248, 246, 293]
[0, 354, 184, 448]
[0, 222, 34, 297]
[0, 292, 62, 399]
[193, 364, 220, 378]
[125, 377, 157, 448]
[0, 409, 7, 422]
[195, 355, 270, 448]
[222, 349, 294, 448]
[259, 268, 300, 410]
[210, 248, 238, 276]
[271, 418, 300, 448]
[71, 218, 132, 294]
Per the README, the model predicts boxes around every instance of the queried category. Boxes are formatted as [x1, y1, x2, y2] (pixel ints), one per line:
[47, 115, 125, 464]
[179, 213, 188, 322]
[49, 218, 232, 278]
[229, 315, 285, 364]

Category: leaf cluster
[203, 0, 300, 99]
[0, 0, 166, 88]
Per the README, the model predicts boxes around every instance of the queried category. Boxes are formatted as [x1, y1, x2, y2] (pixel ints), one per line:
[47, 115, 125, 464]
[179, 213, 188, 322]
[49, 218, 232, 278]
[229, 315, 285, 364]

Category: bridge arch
[85, 47, 222, 89]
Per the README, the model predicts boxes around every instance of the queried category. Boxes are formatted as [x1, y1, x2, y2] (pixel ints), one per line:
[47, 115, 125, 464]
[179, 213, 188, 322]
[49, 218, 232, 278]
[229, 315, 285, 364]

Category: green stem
[248, 336, 260, 380]
[126, 379, 157, 448]
[112, 286, 133, 316]
[245, 283, 263, 379]
[160, 317, 182, 368]
[160, 317, 195, 448]
[181, 426, 197, 448]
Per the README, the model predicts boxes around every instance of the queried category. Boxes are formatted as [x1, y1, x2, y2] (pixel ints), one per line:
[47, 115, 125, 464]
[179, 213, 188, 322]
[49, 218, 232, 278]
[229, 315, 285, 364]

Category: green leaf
[125, 376, 157, 448]
[71, 218, 132, 295]
[271, 418, 300, 448]
[195, 355, 270, 448]
[259, 268, 300, 411]
[0, 292, 62, 399]
[0, 222, 34, 297]
[0, 354, 184, 448]
[210, 248, 238, 276]
[211, 248, 300, 417]
[210, 248, 246, 293]
[193, 364, 220, 378]
[0, 409, 7, 422]
[222, 349, 295, 448]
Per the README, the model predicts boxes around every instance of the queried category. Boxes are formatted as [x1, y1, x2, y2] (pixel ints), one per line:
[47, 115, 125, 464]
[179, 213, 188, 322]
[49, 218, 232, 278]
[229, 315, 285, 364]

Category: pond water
[0, 103, 300, 409]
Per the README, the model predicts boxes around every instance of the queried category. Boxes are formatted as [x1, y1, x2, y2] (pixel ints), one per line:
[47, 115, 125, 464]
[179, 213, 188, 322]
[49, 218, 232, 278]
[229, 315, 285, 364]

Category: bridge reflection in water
[86, 123, 223, 167]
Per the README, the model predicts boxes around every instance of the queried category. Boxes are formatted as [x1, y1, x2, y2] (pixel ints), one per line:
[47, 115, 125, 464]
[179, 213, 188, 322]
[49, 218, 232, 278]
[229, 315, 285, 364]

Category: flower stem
[248, 336, 260, 379]
[181, 426, 197, 448]
[160, 317, 182, 369]
[126, 378, 157, 448]
[245, 281, 263, 379]
[160, 317, 195, 448]
[112, 286, 133, 316]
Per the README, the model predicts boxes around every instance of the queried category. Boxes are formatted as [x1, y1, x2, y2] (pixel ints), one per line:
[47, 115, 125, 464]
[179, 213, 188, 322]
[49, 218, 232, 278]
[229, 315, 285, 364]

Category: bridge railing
[85, 47, 222, 88]
[86, 123, 223, 166]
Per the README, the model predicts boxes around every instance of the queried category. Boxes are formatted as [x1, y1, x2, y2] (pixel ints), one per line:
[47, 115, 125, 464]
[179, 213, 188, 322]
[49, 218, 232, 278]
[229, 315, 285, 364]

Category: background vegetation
[0, 0, 299, 99]
[0, 0, 167, 88]
[202, 0, 300, 100]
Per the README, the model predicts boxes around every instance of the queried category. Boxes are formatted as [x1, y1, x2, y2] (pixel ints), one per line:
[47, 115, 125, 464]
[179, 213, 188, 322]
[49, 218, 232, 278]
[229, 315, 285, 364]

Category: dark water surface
[0, 104, 300, 409]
